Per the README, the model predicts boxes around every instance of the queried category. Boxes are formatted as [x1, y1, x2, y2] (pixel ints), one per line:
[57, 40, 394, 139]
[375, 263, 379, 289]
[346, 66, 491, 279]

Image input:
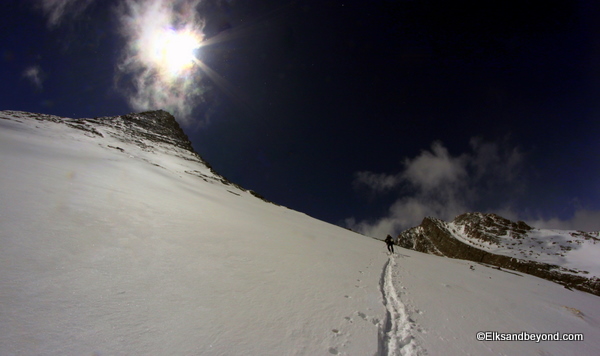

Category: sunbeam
[193, 58, 252, 114]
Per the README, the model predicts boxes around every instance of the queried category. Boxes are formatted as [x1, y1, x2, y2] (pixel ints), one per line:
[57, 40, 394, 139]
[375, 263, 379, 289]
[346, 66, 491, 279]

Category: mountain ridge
[3, 109, 199, 159]
[397, 212, 600, 296]
[1, 109, 276, 205]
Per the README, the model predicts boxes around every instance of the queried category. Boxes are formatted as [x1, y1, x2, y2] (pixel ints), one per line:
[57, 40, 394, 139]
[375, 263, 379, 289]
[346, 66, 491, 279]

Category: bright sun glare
[150, 28, 202, 77]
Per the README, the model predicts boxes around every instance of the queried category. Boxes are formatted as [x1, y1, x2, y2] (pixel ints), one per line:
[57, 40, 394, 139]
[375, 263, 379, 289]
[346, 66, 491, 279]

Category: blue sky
[2, 0, 599, 235]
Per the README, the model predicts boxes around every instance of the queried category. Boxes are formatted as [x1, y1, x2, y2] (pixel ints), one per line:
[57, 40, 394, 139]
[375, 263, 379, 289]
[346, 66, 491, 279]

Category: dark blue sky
[2, 0, 599, 234]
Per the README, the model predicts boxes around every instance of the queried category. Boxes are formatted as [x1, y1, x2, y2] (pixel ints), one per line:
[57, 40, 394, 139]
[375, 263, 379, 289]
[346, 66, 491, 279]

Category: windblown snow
[1, 110, 599, 355]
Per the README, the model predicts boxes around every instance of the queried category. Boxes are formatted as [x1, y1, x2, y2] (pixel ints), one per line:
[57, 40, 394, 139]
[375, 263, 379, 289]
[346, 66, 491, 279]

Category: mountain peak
[398, 213, 600, 296]
[112, 110, 195, 153]
[0, 109, 277, 205]
[452, 212, 533, 243]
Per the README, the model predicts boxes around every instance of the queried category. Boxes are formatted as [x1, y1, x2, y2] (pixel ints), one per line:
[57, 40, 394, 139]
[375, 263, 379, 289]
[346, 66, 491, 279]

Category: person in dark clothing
[384, 235, 394, 254]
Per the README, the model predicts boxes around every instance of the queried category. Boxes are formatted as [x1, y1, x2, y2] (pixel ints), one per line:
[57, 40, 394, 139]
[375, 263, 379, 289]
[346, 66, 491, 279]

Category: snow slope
[386, 251, 600, 355]
[446, 218, 600, 278]
[1, 111, 599, 355]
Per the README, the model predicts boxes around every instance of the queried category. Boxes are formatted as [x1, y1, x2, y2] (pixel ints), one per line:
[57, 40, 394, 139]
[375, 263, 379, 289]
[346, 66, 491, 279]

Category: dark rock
[118, 110, 195, 153]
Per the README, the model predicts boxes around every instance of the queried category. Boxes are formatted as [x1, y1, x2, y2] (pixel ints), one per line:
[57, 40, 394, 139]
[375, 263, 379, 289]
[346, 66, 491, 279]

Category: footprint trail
[378, 255, 424, 356]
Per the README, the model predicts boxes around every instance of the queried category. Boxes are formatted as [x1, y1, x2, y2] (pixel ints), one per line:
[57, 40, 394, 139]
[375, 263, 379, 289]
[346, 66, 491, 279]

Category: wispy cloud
[34, 0, 217, 125]
[346, 139, 526, 237]
[35, 0, 94, 28]
[114, 0, 208, 125]
[353, 171, 402, 194]
[22, 66, 45, 90]
[402, 141, 469, 193]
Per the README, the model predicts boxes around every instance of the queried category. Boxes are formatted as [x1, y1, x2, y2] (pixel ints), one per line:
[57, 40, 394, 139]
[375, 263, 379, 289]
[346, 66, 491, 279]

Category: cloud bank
[346, 138, 526, 238]
[347, 138, 600, 237]
[528, 210, 600, 233]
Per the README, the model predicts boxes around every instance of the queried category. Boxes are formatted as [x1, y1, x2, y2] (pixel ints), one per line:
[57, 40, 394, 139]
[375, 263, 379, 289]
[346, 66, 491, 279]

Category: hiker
[384, 234, 394, 254]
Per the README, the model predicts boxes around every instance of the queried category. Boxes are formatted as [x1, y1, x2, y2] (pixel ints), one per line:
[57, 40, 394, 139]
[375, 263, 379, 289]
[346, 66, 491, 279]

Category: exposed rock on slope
[398, 213, 600, 296]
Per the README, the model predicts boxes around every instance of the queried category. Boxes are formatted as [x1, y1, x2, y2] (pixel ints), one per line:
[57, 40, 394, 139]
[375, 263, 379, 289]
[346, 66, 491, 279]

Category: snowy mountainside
[451, 213, 600, 275]
[398, 213, 600, 296]
[0, 110, 387, 355]
[1, 110, 600, 355]
[0, 110, 249, 196]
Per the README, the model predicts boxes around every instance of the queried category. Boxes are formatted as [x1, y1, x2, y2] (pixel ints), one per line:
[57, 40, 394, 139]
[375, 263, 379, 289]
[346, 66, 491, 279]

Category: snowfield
[1, 111, 599, 355]
[446, 220, 600, 278]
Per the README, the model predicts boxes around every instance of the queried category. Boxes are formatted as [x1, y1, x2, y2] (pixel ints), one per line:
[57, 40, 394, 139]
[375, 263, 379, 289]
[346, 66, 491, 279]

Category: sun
[150, 28, 202, 77]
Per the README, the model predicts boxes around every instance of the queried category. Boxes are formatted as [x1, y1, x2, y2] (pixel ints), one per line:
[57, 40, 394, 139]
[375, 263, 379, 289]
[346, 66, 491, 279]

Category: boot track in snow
[378, 255, 424, 356]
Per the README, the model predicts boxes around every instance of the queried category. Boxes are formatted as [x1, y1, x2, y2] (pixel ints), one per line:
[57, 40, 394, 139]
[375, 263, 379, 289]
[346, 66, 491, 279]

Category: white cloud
[347, 139, 525, 237]
[353, 141, 468, 196]
[348, 138, 600, 237]
[353, 171, 401, 193]
[469, 137, 524, 185]
[35, 0, 94, 27]
[22, 66, 44, 90]
[114, 0, 208, 125]
[346, 196, 466, 239]
[34, 0, 214, 125]
[528, 210, 600, 232]
[402, 141, 467, 192]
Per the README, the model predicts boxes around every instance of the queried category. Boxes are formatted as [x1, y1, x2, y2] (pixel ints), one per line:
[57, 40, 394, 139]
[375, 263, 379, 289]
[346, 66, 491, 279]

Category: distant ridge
[397, 213, 600, 296]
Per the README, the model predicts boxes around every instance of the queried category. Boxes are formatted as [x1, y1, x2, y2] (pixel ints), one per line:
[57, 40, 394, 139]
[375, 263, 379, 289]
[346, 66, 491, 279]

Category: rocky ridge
[0, 110, 275, 204]
[398, 213, 600, 296]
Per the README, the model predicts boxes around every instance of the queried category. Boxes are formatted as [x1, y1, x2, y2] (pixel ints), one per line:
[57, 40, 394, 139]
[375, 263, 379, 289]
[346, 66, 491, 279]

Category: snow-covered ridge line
[397, 213, 600, 296]
[0, 110, 277, 205]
